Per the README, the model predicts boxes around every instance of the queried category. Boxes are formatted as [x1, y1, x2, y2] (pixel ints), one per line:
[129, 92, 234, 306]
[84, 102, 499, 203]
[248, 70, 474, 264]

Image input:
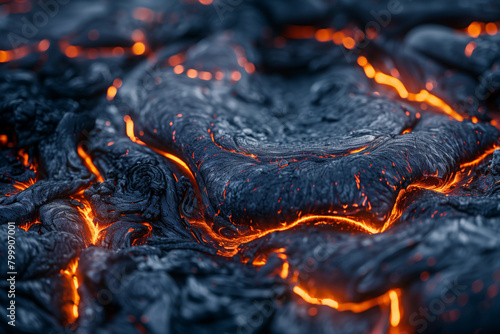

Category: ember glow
[2, 1, 500, 333]
[60, 259, 80, 323]
[293, 286, 401, 327]
[77, 145, 104, 183]
[357, 56, 464, 122]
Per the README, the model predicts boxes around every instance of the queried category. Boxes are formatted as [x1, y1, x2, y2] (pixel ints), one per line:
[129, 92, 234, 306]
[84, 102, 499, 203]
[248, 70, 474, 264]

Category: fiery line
[357, 56, 464, 122]
[77, 145, 104, 182]
[124, 115, 195, 180]
[60, 259, 80, 323]
[293, 286, 401, 327]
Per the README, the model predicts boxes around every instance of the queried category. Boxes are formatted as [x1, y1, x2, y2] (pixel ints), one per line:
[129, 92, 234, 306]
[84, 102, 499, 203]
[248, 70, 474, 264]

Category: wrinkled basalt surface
[1, 1, 500, 334]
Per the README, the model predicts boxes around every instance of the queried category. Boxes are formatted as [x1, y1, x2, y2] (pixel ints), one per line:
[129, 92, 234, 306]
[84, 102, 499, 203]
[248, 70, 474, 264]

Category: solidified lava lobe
[2, 1, 500, 334]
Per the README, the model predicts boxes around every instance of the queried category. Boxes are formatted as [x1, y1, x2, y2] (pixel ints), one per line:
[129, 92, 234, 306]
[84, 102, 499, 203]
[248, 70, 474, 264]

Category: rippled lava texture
[2, 0, 500, 333]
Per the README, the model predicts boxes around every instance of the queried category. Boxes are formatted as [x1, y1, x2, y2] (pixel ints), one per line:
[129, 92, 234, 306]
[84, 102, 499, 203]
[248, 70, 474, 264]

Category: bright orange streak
[192, 214, 383, 257]
[408, 90, 464, 121]
[309, 215, 380, 234]
[77, 145, 104, 182]
[0, 46, 31, 63]
[123, 115, 137, 141]
[389, 290, 401, 326]
[485, 23, 498, 35]
[277, 253, 289, 279]
[280, 262, 289, 279]
[357, 57, 464, 121]
[18, 149, 30, 166]
[19, 220, 41, 232]
[294, 286, 339, 308]
[13, 178, 36, 192]
[123, 115, 195, 180]
[293, 286, 401, 327]
[460, 145, 500, 168]
[60, 259, 80, 323]
[374, 72, 409, 98]
[293, 286, 400, 320]
[349, 145, 369, 154]
[38, 39, 50, 52]
[74, 198, 106, 245]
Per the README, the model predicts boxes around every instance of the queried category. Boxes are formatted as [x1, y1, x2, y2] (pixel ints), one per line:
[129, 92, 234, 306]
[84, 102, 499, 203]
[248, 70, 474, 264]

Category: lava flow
[293, 287, 401, 327]
[3, 1, 500, 333]
[357, 56, 464, 122]
[60, 259, 80, 324]
[122, 112, 496, 257]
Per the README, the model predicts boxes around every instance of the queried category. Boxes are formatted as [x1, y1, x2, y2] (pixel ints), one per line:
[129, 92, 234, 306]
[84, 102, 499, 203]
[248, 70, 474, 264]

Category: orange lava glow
[282, 25, 369, 50]
[460, 145, 500, 168]
[465, 41, 477, 57]
[466, 21, 500, 37]
[0, 46, 31, 63]
[278, 254, 289, 279]
[190, 213, 387, 257]
[107, 85, 117, 100]
[123, 115, 195, 180]
[173, 65, 184, 74]
[357, 57, 464, 121]
[467, 22, 482, 37]
[19, 220, 41, 232]
[186, 69, 198, 78]
[132, 42, 146, 55]
[13, 178, 36, 192]
[122, 111, 500, 257]
[77, 145, 104, 182]
[18, 149, 30, 167]
[293, 286, 401, 327]
[74, 197, 106, 245]
[60, 259, 80, 323]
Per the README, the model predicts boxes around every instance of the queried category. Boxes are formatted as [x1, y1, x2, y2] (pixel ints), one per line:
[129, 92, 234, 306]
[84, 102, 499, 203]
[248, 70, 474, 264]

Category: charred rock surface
[1, 1, 500, 334]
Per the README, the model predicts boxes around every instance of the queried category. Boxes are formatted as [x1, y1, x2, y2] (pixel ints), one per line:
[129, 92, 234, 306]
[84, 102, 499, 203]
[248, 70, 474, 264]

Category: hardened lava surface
[1, 0, 500, 333]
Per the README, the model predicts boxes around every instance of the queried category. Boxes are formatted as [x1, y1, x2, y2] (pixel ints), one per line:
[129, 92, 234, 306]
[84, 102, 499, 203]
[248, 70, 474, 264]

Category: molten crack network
[2, 1, 500, 333]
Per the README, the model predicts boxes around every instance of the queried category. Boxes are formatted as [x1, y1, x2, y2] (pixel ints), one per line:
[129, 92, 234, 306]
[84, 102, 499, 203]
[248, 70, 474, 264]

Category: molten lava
[122, 111, 498, 258]
[77, 144, 104, 182]
[12, 178, 36, 192]
[123, 115, 196, 180]
[357, 56, 464, 122]
[74, 198, 106, 245]
[293, 286, 401, 327]
[60, 259, 80, 324]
